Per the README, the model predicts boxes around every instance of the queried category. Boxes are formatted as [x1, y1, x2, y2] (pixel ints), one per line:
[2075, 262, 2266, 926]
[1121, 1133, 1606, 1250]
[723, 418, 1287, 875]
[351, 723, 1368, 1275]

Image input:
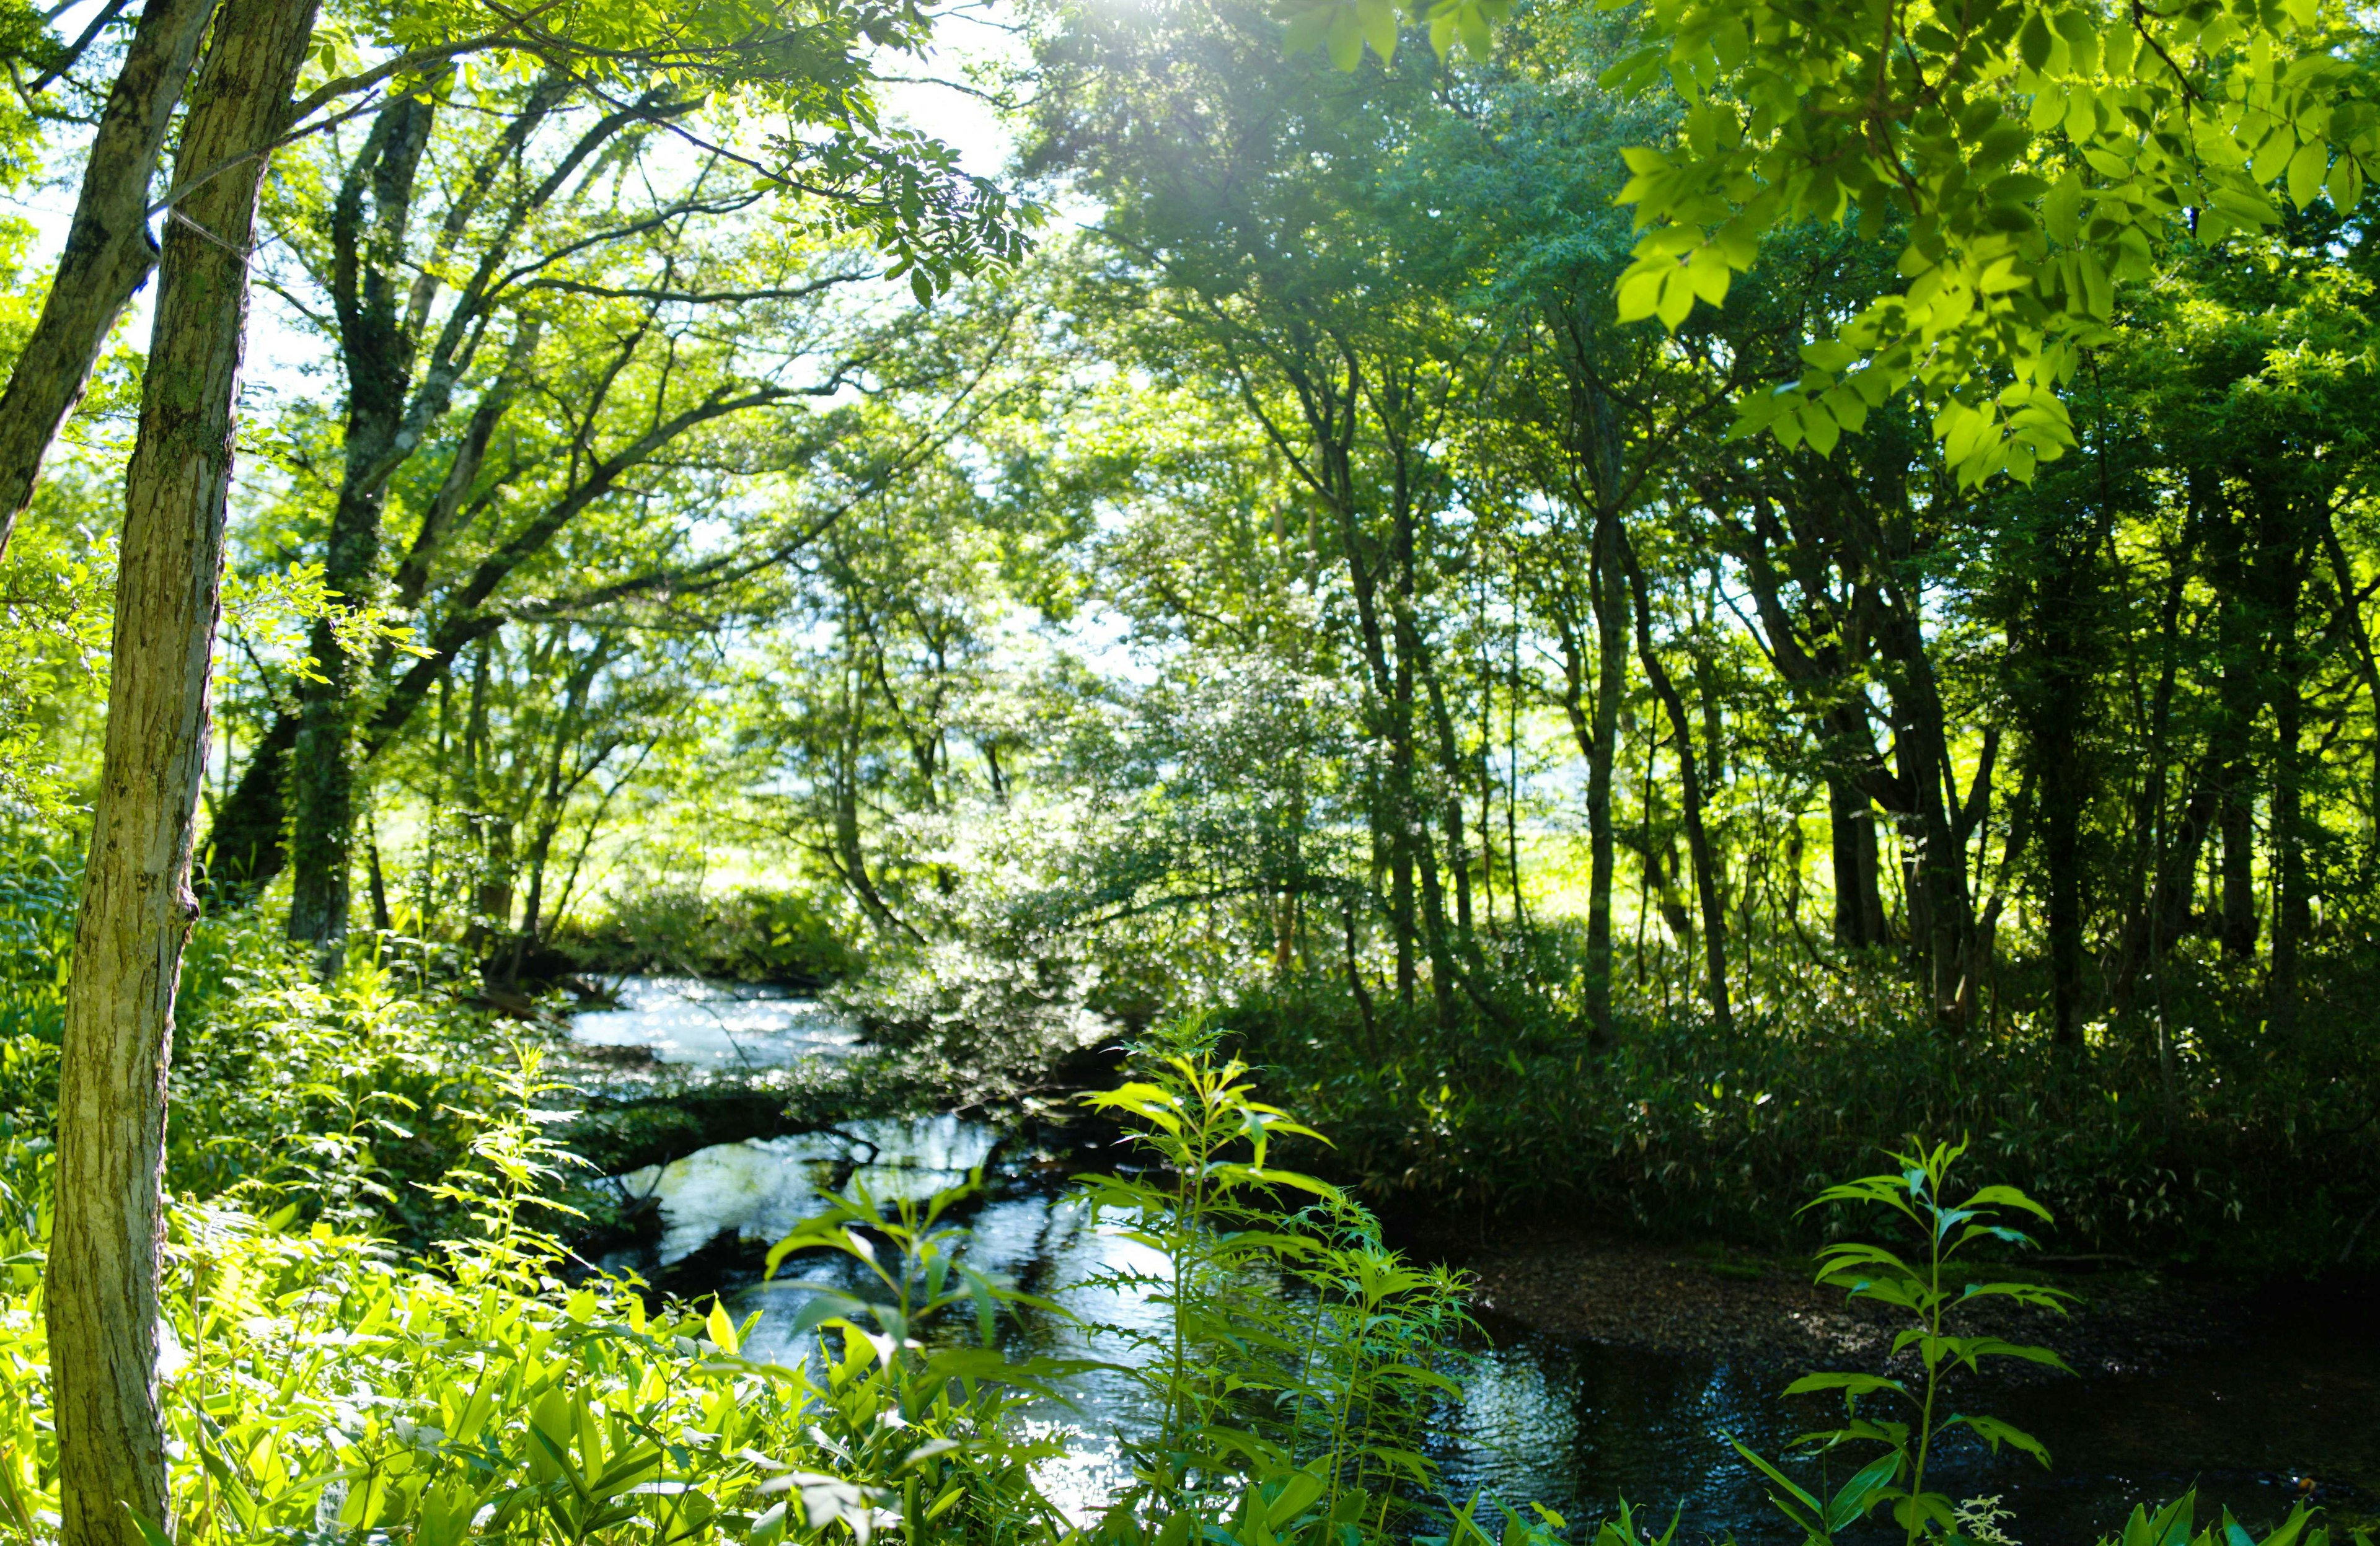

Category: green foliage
[2093, 1493, 2351, 1546]
[1736, 1141, 2071, 1545]
[1070, 1016, 1477, 1541]
[1220, 940, 2380, 1270]
[166, 920, 554, 1245]
[0, 481, 110, 819]
[0, 1041, 1063, 1546]
[558, 882, 862, 986]
[0, 830, 69, 1116]
[760, 1180, 1091, 1541]
[1282, 0, 2379, 486]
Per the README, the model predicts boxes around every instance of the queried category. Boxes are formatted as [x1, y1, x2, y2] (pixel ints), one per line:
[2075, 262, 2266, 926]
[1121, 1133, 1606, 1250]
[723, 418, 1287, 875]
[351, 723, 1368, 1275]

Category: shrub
[1218, 939, 2380, 1271]
[555, 882, 862, 986]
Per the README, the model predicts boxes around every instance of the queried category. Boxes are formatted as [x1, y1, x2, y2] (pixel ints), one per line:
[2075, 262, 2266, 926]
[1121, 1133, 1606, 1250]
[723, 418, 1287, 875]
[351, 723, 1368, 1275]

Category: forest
[0, 0, 2377, 1540]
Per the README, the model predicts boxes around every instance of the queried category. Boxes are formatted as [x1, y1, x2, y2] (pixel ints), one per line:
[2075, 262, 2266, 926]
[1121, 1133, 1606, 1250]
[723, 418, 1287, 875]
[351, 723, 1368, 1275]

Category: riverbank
[1398, 1213, 2249, 1376]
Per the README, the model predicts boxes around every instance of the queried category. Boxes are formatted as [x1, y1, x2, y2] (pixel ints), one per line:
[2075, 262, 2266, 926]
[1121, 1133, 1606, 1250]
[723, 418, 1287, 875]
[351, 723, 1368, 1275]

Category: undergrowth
[1219, 931, 2380, 1270]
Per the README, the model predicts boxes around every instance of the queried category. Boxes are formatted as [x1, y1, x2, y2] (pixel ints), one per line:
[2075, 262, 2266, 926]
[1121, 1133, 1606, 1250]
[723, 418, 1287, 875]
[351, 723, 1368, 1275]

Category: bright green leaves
[1279, 0, 1514, 66]
[1611, 140, 1768, 329]
[1579, 0, 2380, 485]
[1281, 0, 1406, 69]
[1279, 0, 1514, 67]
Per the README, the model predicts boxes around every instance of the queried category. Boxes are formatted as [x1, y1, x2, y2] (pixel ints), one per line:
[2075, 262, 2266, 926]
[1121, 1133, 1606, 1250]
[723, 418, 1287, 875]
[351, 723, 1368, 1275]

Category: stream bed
[571, 982, 2380, 1546]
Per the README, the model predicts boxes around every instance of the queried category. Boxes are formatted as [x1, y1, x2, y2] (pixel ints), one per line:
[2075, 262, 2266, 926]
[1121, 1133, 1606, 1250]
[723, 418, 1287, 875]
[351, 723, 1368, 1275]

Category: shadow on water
[1434, 1296, 2380, 1546]
[573, 984, 2380, 1546]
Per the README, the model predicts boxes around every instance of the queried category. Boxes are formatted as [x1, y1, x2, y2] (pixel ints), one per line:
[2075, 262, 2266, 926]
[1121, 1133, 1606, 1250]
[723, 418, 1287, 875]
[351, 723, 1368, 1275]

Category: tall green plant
[1736, 1138, 2074, 1545]
[1070, 1016, 1473, 1541]
[764, 1177, 1088, 1544]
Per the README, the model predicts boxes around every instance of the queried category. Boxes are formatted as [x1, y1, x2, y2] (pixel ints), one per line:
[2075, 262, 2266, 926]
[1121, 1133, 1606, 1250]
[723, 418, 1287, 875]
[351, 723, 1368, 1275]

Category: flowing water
[571, 975, 860, 1069]
[571, 982, 2380, 1545]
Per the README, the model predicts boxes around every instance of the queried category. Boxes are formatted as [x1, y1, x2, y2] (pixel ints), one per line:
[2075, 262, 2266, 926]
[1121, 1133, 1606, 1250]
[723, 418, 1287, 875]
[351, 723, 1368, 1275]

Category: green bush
[0, 1071, 1054, 1546]
[1217, 934, 2380, 1271]
[1070, 1016, 1474, 1538]
[555, 882, 862, 986]
[168, 923, 536, 1241]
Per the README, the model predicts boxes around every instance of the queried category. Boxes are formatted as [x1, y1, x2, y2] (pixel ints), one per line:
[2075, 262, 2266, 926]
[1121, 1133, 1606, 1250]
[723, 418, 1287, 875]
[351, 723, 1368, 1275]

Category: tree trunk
[0, 0, 218, 556]
[1548, 564, 1622, 1040]
[2271, 664, 2303, 1026]
[2112, 537, 2192, 1006]
[1620, 527, 1732, 1032]
[1827, 774, 1885, 947]
[287, 92, 439, 962]
[2267, 510, 2307, 1028]
[199, 709, 295, 901]
[2029, 514, 2098, 1045]
[50, 2, 318, 1541]
[2206, 501, 2265, 963]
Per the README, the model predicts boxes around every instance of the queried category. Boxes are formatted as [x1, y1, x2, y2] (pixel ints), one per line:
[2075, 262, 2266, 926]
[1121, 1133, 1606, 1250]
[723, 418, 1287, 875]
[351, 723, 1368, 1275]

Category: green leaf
[1654, 273, 1695, 330]
[2286, 141, 2328, 208]
[2326, 154, 2363, 211]
[1727, 1436, 1824, 1536]
[1616, 267, 1664, 323]
[2019, 14, 2053, 72]
[1781, 1372, 1906, 1402]
[1947, 1414, 2052, 1469]
[1825, 1451, 1904, 1532]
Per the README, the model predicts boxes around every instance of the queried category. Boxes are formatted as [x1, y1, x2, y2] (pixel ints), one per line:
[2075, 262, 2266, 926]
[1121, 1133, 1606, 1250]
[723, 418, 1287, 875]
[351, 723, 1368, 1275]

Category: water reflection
[571, 975, 858, 1068]
[589, 1093, 2376, 1542]
[608, 1115, 996, 1265]
[609, 1125, 2380, 1546]
[1439, 1332, 1793, 1537]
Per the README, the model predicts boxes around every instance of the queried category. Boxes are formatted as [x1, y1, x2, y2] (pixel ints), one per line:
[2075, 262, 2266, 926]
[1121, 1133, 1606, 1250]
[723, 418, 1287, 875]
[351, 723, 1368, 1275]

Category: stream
[572, 979, 2380, 1546]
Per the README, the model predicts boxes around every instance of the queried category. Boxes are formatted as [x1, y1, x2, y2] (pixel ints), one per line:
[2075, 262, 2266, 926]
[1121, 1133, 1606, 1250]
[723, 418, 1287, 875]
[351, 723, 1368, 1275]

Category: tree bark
[1585, 512, 1627, 1035]
[2027, 510, 2099, 1045]
[50, 2, 319, 1542]
[1827, 774, 1885, 947]
[0, 0, 219, 556]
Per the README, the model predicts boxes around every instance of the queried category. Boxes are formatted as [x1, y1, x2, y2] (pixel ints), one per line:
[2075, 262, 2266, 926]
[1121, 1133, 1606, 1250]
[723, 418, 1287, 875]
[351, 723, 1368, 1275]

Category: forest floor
[1401, 1215, 2245, 1378]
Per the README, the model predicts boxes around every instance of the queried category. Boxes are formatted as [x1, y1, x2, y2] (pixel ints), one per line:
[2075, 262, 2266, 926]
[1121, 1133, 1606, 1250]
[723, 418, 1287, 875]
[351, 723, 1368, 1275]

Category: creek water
[570, 975, 860, 1068]
[571, 982, 2380, 1546]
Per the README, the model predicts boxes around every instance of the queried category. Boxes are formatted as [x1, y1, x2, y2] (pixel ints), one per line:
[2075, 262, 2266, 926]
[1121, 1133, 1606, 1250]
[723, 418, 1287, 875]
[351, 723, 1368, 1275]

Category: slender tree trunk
[1505, 601, 1527, 932]
[1620, 528, 1732, 1031]
[1342, 894, 1378, 1057]
[200, 709, 295, 900]
[51, 3, 317, 1542]
[1548, 523, 1626, 1040]
[2206, 502, 2263, 963]
[2268, 517, 2307, 1028]
[2030, 515, 2097, 1045]
[2114, 538, 2191, 1004]
[365, 815, 392, 934]
[0, 0, 219, 555]
[2271, 664, 2304, 1026]
[1586, 511, 1627, 1037]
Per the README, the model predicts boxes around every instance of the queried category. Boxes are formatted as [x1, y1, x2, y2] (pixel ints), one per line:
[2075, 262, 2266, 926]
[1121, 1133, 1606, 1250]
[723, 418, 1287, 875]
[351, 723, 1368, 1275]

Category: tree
[1285, 0, 2378, 488]
[52, 7, 319, 1542]
[199, 29, 1026, 957]
[51, 0, 1029, 1534]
